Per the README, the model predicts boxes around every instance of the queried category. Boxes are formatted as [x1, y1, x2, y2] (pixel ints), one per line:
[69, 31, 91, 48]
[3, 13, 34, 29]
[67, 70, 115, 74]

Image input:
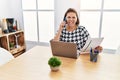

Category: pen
[90, 47, 93, 61]
[93, 49, 99, 62]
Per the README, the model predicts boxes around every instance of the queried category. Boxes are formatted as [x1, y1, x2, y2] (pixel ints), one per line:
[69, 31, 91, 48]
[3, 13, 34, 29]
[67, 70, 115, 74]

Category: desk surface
[0, 46, 120, 80]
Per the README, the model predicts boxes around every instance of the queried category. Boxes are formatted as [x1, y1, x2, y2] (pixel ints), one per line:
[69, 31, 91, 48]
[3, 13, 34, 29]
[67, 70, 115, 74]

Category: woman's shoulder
[77, 25, 86, 30]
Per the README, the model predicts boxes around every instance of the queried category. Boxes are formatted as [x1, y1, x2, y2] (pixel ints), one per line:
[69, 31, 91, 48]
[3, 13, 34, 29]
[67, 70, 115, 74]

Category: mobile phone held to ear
[63, 17, 67, 27]
[63, 17, 67, 22]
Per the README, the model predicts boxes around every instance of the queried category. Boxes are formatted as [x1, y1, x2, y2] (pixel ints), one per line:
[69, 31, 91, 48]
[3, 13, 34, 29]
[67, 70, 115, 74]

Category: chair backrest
[115, 45, 120, 54]
[0, 47, 14, 66]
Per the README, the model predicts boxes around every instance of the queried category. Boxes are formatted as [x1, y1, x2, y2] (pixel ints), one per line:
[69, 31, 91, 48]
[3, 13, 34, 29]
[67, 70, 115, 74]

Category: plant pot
[50, 66, 60, 72]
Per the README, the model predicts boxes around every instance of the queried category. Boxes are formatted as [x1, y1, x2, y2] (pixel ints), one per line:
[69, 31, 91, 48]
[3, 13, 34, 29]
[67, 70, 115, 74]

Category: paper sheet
[81, 37, 104, 52]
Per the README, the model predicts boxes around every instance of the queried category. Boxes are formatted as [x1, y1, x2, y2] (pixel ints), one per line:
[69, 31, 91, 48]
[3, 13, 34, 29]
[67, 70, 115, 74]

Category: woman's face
[66, 12, 77, 27]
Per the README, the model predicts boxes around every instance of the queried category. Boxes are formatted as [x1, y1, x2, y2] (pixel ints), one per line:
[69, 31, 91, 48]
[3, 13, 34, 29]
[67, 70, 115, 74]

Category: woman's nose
[69, 18, 73, 20]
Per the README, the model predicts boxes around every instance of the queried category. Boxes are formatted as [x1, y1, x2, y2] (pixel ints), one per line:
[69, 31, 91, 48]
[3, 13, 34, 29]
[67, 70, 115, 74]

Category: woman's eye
[67, 16, 76, 19]
[67, 17, 71, 19]
[72, 17, 76, 19]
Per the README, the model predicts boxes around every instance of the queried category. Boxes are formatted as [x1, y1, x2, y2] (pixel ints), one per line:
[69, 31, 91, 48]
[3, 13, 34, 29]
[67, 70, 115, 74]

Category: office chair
[115, 45, 120, 54]
[0, 47, 14, 66]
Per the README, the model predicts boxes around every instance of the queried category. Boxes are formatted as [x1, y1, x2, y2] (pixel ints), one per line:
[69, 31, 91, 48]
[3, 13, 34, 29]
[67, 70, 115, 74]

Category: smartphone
[63, 17, 67, 27]
[63, 17, 67, 22]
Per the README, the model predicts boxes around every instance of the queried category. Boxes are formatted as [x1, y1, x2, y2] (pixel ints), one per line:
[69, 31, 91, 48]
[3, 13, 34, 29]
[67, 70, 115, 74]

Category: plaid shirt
[60, 26, 89, 50]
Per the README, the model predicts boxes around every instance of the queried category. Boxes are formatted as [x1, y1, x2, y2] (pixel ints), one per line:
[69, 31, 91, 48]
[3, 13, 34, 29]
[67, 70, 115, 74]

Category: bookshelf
[0, 30, 26, 57]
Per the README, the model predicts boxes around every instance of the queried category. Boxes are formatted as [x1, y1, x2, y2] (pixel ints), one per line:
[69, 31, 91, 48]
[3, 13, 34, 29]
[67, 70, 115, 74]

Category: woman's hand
[53, 21, 66, 41]
[59, 21, 66, 31]
[95, 46, 103, 53]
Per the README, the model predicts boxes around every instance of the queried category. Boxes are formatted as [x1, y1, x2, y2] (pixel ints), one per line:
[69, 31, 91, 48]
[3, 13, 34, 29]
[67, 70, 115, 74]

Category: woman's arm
[53, 28, 62, 41]
[53, 21, 66, 41]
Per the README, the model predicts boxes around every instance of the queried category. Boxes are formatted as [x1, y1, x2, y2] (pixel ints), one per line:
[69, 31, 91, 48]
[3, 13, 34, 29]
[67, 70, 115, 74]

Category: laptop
[81, 37, 104, 53]
[50, 40, 79, 59]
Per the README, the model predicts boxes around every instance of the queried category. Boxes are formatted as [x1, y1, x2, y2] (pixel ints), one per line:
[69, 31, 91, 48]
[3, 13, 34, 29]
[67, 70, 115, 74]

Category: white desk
[0, 46, 120, 80]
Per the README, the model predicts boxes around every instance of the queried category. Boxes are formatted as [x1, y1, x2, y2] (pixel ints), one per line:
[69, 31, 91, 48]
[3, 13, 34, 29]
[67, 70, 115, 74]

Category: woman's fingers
[95, 46, 103, 53]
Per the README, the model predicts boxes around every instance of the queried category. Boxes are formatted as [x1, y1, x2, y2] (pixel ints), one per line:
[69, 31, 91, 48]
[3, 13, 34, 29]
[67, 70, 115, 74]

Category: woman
[54, 8, 102, 52]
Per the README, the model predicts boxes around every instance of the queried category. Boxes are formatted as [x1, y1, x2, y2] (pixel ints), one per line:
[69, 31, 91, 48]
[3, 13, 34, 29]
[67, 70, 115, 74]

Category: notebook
[81, 37, 104, 53]
[50, 40, 79, 59]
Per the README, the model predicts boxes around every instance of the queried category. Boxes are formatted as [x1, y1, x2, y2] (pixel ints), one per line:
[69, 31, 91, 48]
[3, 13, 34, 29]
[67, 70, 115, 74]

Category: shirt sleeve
[59, 28, 66, 41]
[82, 27, 90, 48]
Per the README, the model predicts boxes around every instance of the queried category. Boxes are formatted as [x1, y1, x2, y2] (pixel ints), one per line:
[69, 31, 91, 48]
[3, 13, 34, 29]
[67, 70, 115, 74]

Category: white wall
[55, 0, 80, 32]
[0, 0, 11, 18]
[0, 0, 80, 34]
[0, 0, 23, 29]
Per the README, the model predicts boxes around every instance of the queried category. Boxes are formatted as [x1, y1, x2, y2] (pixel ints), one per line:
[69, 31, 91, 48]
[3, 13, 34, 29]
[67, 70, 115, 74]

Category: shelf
[0, 30, 26, 57]
[0, 30, 23, 37]
[10, 46, 26, 54]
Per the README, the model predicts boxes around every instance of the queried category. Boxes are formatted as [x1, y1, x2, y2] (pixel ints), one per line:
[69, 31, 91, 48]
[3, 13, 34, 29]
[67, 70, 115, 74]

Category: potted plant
[48, 56, 62, 71]
[9, 42, 14, 49]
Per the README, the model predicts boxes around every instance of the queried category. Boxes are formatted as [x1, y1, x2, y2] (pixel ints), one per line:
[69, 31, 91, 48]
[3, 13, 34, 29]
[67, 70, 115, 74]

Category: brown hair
[63, 8, 79, 26]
